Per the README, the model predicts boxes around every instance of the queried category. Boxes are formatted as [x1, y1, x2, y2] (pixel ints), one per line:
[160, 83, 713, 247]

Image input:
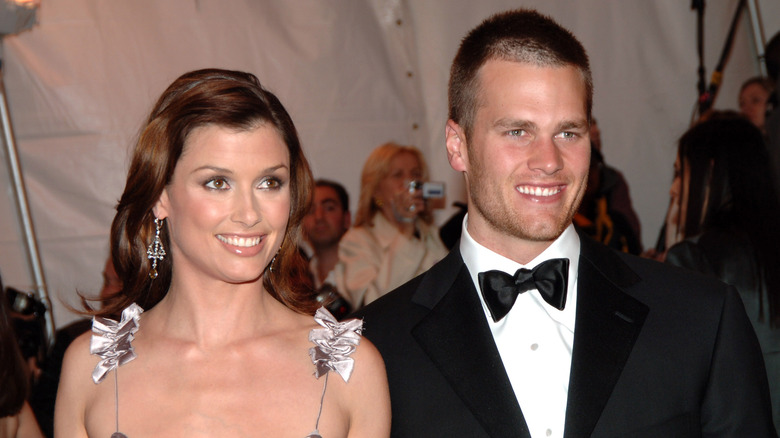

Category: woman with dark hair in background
[1, 274, 44, 438]
[664, 113, 780, 431]
[54, 69, 390, 437]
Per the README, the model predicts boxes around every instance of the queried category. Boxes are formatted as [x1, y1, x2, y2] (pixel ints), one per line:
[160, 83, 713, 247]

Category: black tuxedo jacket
[355, 235, 777, 437]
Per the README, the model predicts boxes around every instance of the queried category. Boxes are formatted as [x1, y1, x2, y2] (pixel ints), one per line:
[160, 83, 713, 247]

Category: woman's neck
[142, 275, 288, 348]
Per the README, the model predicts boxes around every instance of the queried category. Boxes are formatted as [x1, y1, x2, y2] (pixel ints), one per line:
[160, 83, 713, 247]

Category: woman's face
[154, 124, 291, 286]
[739, 83, 770, 131]
[374, 151, 423, 218]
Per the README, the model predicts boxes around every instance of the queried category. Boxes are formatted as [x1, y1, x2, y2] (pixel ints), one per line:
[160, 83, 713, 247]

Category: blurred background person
[574, 143, 642, 255]
[765, 31, 780, 198]
[302, 179, 353, 319]
[28, 255, 123, 437]
[438, 201, 468, 250]
[1, 273, 45, 438]
[738, 76, 773, 135]
[339, 142, 447, 309]
[584, 118, 642, 247]
[662, 113, 780, 431]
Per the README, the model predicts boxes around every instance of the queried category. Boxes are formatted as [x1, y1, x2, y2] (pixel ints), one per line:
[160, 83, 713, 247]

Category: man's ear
[152, 188, 170, 220]
[445, 119, 468, 172]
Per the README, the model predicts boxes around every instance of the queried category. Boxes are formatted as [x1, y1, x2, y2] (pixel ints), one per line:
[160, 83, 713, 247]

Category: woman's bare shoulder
[346, 334, 388, 392]
[337, 333, 391, 437]
[61, 330, 97, 377]
[54, 330, 96, 437]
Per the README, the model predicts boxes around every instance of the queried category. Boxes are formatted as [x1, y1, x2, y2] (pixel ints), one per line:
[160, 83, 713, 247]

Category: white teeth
[217, 235, 261, 247]
[517, 186, 561, 197]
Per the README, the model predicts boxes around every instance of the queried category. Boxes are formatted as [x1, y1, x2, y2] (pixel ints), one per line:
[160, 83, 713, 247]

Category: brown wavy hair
[95, 69, 316, 317]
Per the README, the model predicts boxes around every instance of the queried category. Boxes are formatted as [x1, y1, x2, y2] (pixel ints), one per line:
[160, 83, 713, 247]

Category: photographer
[1, 273, 45, 438]
[339, 142, 447, 309]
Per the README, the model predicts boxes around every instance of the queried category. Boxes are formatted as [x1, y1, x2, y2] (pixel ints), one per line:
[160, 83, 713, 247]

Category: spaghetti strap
[90, 303, 143, 438]
[306, 307, 363, 438]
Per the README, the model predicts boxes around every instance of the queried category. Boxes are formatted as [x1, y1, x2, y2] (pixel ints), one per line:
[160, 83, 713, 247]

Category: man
[573, 144, 642, 255]
[764, 31, 780, 196]
[302, 179, 352, 316]
[355, 9, 776, 437]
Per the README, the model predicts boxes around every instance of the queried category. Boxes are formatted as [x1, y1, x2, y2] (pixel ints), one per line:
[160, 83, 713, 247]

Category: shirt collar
[459, 213, 580, 315]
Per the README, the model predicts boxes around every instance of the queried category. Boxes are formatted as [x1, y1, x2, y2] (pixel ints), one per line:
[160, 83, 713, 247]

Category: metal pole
[746, 0, 767, 76]
[0, 60, 54, 349]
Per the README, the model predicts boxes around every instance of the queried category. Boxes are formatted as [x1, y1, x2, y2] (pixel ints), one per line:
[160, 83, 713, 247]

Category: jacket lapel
[410, 248, 531, 438]
[563, 237, 649, 438]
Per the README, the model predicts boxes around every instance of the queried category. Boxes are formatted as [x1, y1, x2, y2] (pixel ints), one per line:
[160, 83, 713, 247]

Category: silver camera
[407, 180, 445, 199]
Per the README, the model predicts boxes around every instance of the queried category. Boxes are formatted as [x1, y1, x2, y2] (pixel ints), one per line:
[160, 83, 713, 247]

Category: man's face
[446, 60, 590, 262]
[303, 185, 350, 251]
[738, 82, 770, 131]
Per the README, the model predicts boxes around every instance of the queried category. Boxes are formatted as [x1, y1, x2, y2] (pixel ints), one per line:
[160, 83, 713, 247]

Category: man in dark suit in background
[355, 9, 776, 437]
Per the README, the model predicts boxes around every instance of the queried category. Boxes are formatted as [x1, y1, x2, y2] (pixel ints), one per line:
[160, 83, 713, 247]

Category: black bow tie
[478, 258, 569, 322]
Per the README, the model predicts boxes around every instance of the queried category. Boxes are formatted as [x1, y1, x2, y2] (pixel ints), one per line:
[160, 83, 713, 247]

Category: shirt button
[546, 429, 552, 436]
[530, 343, 539, 351]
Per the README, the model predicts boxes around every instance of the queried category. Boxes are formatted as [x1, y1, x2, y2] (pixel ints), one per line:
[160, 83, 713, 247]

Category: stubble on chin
[468, 170, 581, 244]
[475, 192, 570, 242]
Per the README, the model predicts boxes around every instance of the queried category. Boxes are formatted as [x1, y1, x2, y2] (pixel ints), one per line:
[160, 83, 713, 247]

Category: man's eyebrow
[493, 118, 537, 131]
[558, 119, 589, 131]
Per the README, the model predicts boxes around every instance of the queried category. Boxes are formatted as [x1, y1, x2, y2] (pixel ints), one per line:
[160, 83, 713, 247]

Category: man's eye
[205, 178, 229, 190]
[507, 129, 525, 136]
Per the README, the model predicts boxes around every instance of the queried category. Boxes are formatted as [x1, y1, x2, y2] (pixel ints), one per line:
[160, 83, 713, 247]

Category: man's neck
[466, 217, 558, 265]
[313, 245, 340, 283]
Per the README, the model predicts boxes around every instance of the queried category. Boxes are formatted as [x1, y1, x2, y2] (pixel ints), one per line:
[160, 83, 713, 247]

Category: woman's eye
[259, 177, 282, 190]
[205, 178, 229, 190]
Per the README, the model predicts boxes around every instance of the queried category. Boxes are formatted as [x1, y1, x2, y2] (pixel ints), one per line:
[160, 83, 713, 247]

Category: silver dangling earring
[269, 255, 277, 273]
[146, 217, 166, 279]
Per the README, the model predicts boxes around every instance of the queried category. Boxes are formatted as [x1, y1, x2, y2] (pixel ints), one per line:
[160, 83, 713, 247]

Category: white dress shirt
[460, 214, 580, 438]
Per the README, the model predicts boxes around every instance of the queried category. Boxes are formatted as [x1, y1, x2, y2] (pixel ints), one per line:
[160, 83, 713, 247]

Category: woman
[663, 114, 780, 430]
[54, 69, 390, 437]
[339, 143, 447, 308]
[0, 275, 44, 438]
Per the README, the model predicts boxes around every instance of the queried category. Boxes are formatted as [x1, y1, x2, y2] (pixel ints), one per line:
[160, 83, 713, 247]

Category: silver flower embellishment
[308, 307, 362, 382]
[90, 303, 143, 384]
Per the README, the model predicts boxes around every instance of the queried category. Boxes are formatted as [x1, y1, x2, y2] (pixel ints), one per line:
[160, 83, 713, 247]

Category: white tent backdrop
[1, 0, 778, 329]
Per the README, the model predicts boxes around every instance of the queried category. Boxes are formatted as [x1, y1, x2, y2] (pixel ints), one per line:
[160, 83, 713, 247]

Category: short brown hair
[449, 9, 593, 140]
[102, 69, 316, 316]
[739, 76, 774, 95]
